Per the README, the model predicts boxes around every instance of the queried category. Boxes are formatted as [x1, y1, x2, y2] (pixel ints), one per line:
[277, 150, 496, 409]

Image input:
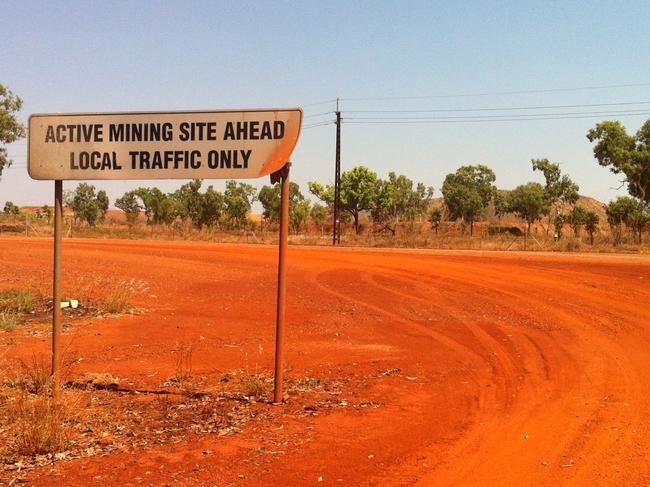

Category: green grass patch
[0, 288, 38, 313]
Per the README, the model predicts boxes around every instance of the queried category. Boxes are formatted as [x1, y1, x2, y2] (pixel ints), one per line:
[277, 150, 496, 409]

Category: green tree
[441, 164, 496, 235]
[41, 204, 53, 225]
[554, 213, 567, 240]
[134, 188, 154, 224]
[493, 191, 508, 218]
[566, 206, 589, 237]
[97, 191, 109, 220]
[605, 196, 649, 244]
[428, 207, 443, 235]
[309, 166, 380, 234]
[134, 187, 177, 225]
[173, 179, 206, 228]
[291, 199, 311, 233]
[258, 185, 281, 223]
[3, 201, 20, 215]
[585, 211, 599, 244]
[258, 182, 298, 223]
[0, 85, 26, 177]
[503, 182, 550, 235]
[259, 182, 311, 233]
[310, 203, 329, 233]
[605, 200, 625, 244]
[68, 183, 109, 226]
[371, 172, 433, 235]
[531, 158, 580, 234]
[587, 120, 650, 207]
[115, 190, 141, 226]
[224, 180, 256, 228]
[201, 185, 225, 228]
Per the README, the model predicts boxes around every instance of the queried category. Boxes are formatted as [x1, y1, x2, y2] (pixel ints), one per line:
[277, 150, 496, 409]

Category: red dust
[1, 238, 649, 486]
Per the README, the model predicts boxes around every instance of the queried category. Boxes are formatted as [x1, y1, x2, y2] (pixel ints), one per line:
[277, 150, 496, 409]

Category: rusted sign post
[28, 108, 303, 403]
[270, 163, 290, 403]
[52, 180, 63, 399]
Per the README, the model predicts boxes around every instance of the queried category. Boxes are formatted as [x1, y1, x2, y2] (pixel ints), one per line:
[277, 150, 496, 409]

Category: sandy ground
[1, 238, 649, 486]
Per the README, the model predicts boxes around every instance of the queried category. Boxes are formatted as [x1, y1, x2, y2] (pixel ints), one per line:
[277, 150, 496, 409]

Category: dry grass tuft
[174, 344, 195, 395]
[0, 356, 68, 459]
[98, 287, 133, 315]
[17, 355, 52, 395]
[2, 390, 66, 456]
[73, 276, 146, 315]
[241, 373, 271, 400]
[0, 311, 19, 331]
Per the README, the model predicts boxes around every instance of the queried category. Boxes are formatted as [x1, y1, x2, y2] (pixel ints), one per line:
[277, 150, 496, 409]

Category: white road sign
[28, 108, 302, 180]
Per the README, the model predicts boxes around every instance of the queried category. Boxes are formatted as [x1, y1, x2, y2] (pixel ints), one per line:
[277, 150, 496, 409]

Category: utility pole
[333, 98, 341, 245]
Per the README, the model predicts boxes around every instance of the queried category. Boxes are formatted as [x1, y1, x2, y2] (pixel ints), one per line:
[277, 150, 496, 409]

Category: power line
[344, 100, 650, 114]
[304, 111, 334, 119]
[344, 108, 650, 121]
[343, 111, 650, 124]
[340, 81, 650, 102]
[303, 120, 335, 129]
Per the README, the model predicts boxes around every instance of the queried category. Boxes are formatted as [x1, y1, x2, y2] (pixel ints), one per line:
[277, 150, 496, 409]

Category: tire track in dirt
[295, 250, 649, 486]
[307, 264, 543, 485]
[376, 254, 649, 486]
[360, 267, 583, 485]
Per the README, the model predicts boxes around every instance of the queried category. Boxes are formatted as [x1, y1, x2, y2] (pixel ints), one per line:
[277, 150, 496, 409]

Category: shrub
[3, 391, 66, 455]
[241, 373, 271, 400]
[0, 288, 37, 313]
[0, 311, 19, 331]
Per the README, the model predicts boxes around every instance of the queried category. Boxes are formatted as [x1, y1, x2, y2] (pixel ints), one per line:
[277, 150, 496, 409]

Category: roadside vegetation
[0, 280, 139, 335]
[2, 79, 649, 252]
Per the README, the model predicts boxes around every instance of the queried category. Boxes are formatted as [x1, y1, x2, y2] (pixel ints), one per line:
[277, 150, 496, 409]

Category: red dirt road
[1, 238, 650, 486]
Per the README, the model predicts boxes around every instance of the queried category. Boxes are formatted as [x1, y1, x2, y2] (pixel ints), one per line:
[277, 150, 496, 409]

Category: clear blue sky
[2, 0, 650, 207]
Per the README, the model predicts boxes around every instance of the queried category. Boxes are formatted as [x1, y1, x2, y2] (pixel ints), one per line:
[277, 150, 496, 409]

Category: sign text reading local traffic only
[28, 109, 302, 180]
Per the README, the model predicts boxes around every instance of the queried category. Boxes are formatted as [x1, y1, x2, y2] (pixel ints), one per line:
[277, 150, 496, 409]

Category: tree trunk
[354, 212, 360, 234]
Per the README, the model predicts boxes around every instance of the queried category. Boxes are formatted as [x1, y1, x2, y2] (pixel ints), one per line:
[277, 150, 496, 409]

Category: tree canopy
[587, 120, 650, 207]
[3, 201, 20, 215]
[134, 187, 176, 225]
[605, 196, 649, 243]
[565, 206, 589, 237]
[441, 164, 496, 235]
[66, 183, 109, 226]
[531, 158, 580, 206]
[531, 158, 579, 233]
[503, 182, 550, 235]
[224, 180, 256, 228]
[428, 207, 443, 234]
[115, 191, 141, 226]
[584, 210, 599, 244]
[258, 181, 311, 232]
[310, 203, 329, 230]
[371, 172, 433, 235]
[309, 166, 380, 234]
[0, 85, 26, 177]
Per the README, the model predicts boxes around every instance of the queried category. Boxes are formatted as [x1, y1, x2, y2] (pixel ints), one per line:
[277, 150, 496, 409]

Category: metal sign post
[271, 163, 290, 403]
[52, 180, 63, 399]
